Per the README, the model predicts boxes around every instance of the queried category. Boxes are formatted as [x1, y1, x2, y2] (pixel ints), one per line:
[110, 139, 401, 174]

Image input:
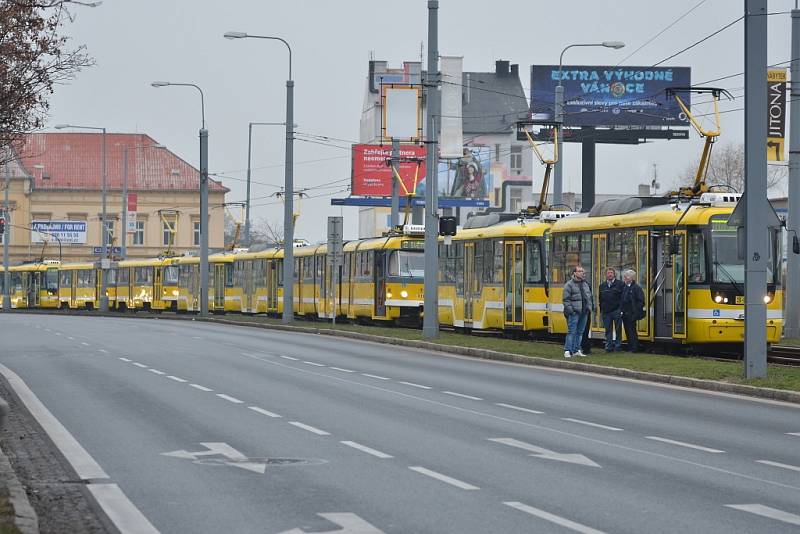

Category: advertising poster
[351, 144, 427, 197]
[767, 68, 787, 161]
[438, 146, 493, 200]
[31, 220, 87, 244]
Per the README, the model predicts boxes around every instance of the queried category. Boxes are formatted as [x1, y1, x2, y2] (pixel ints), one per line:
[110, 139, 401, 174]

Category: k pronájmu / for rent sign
[31, 220, 87, 244]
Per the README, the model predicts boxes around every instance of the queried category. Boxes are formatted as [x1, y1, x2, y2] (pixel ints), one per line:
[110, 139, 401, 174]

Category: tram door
[463, 243, 476, 324]
[653, 233, 675, 338]
[636, 231, 650, 339]
[213, 264, 225, 310]
[317, 255, 327, 318]
[70, 272, 77, 308]
[504, 241, 524, 326]
[374, 250, 386, 317]
[153, 267, 164, 310]
[28, 273, 41, 307]
[243, 261, 254, 313]
[591, 235, 608, 332]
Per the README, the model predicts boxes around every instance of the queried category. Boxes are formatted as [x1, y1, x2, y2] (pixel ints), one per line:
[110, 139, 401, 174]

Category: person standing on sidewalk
[562, 265, 594, 358]
[620, 269, 645, 352]
[598, 267, 624, 352]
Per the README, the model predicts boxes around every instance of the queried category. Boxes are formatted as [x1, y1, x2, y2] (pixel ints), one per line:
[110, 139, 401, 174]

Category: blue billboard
[530, 65, 691, 127]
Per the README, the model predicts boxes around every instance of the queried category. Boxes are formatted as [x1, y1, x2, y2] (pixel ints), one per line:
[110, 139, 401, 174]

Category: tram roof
[551, 202, 734, 232]
[455, 217, 555, 240]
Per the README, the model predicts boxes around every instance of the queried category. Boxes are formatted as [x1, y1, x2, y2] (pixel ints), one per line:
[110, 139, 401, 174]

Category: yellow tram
[0, 262, 60, 309]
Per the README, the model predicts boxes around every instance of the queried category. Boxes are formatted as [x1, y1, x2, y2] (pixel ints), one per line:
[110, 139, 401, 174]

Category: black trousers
[622, 315, 639, 351]
[581, 312, 592, 353]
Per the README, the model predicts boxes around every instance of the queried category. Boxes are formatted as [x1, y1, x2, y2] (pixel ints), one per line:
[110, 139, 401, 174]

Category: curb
[0, 399, 39, 534]
[6, 309, 800, 405]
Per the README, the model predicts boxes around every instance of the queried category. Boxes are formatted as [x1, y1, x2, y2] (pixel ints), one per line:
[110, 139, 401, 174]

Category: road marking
[67, 336, 75, 340]
[54, 332, 61, 336]
[330, 367, 355, 373]
[118, 357, 131, 362]
[191, 336, 202, 340]
[787, 432, 800, 437]
[190, 384, 213, 392]
[443, 391, 482, 401]
[163, 442, 266, 474]
[340, 441, 393, 459]
[289, 422, 330, 436]
[303, 361, 326, 367]
[44, 328, 51, 332]
[562, 418, 623, 432]
[248, 406, 281, 418]
[495, 402, 544, 415]
[362, 373, 390, 380]
[725, 504, 800, 526]
[148, 369, 166, 375]
[399, 381, 432, 390]
[645, 436, 725, 453]
[280, 355, 299, 361]
[504, 502, 606, 534]
[408, 466, 479, 490]
[489, 438, 600, 467]
[756, 460, 800, 472]
[87, 484, 159, 534]
[81, 342, 90, 346]
[216, 394, 244, 404]
[132, 362, 148, 368]
[98, 349, 108, 354]
[167, 375, 187, 383]
[278, 513, 385, 534]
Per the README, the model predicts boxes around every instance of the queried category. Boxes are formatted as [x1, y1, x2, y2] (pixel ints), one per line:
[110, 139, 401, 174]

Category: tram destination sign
[31, 220, 87, 244]
[530, 65, 692, 127]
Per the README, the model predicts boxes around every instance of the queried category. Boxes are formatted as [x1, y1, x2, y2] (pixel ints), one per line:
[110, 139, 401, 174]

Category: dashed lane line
[495, 403, 544, 415]
[216, 394, 244, 404]
[399, 381, 432, 390]
[67, 336, 75, 340]
[289, 422, 330, 436]
[787, 432, 800, 437]
[54, 332, 61, 336]
[756, 460, 800, 473]
[340, 441, 393, 459]
[81, 342, 90, 346]
[118, 357, 131, 362]
[408, 466, 479, 490]
[725, 504, 800, 526]
[280, 355, 299, 361]
[645, 436, 725, 453]
[330, 367, 355, 373]
[190, 384, 213, 392]
[362, 373, 391, 381]
[303, 361, 326, 367]
[132, 363, 148, 368]
[98, 349, 108, 354]
[443, 391, 483, 401]
[148, 369, 166, 376]
[562, 418, 624, 432]
[166, 376, 188, 383]
[504, 502, 606, 534]
[248, 406, 281, 418]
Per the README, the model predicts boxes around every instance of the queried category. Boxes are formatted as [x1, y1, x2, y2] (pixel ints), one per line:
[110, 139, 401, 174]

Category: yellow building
[1, 133, 227, 264]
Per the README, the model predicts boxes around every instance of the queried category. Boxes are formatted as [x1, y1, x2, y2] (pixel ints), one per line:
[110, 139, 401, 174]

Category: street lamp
[54, 123, 110, 312]
[121, 143, 165, 259]
[553, 41, 625, 206]
[151, 81, 209, 315]
[224, 30, 295, 324]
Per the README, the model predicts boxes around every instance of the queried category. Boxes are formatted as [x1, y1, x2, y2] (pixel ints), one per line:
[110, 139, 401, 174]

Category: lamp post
[245, 122, 287, 248]
[224, 30, 295, 323]
[121, 143, 165, 258]
[553, 41, 624, 206]
[54, 123, 109, 311]
[151, 81, 209, 316]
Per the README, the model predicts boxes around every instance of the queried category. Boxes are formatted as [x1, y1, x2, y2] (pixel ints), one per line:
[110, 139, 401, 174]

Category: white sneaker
[574, 350, 586, 357]
[564, 351, 572, 358]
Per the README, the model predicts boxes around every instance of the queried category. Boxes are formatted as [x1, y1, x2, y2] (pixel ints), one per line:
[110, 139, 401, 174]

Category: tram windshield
[388, 250, 425, 278]
[163, 266, 179, 285]
[710, 217, 780, 286]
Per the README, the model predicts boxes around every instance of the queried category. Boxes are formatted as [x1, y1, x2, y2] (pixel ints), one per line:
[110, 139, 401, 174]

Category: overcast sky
[47, 0, 795, 241]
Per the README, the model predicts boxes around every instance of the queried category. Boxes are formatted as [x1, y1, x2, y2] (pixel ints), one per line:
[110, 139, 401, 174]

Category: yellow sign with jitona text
[767, 69, 787, 161]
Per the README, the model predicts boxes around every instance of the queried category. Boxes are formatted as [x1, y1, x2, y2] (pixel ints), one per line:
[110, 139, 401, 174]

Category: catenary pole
[391, 138, 400, 229]
[423, 0, 440, 339]
[785, 7, 800, 338]
[200, 127, 209, 316]
[744, 0, 768, 378]
[2, 155, 10, 311]
[121, 146, 128, 259]
[100, 127, 109, 311]
[245, 122, 254, 247]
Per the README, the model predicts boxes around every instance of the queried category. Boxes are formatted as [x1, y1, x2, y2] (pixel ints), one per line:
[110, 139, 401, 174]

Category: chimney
[510, 64, 519, 77]
[638, 183, 651, 196]
[495, 60, 510, 76]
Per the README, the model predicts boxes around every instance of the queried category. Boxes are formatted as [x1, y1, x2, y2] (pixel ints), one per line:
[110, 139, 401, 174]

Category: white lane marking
[235, 351, 800, 492]
[87, 484, 159, 534]
[166, 375, 187, 383]
[191, 336, 202, 340]
[278, 513, 385, 534]
[725, 504, 800, 526]
[248, 406, 281, 418]
[44, 328, 51, 332]
[303, 361, 326, 367]
[54, 332, 61, 336]
[562, 418, 623, 432]
[148, 369, 166, 375]
[98, 349, 108, 354]
[80, 342, 90, 346]
[0, 363, 108, 479]
[787, 432, 800, 437]
[645, 436, 725, 453]
[118, 357, 131, 362]
[443, 391, 483, 401]
[362, 373, 391, 380]
[399, 381, 432, 390]
[330, 367, 355, 373]
[495, 402, 544, 415]
[340, 441, 393, 459]
[132, 363, 148, 368]
[289, 422, 330, 436]
[504, 502, 606, 534]
[280, 355, 299, 361]
[216, 394, 244, 404]
[190, 384, 213, 392]
[757, 460, 800, 473]
[408, 466, 479, 490]
[489, 438, 600, 468]
[67, 336, 75, 340]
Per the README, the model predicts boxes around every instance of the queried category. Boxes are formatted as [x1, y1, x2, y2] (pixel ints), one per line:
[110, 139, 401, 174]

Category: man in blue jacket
[620, 269, 645, 352]
[598, 267, 624, 352]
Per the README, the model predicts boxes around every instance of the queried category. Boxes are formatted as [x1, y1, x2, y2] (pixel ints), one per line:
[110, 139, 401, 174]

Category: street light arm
[558, 42, 625, 77]
[151, 82, 205, 128]
[233, 34, 292, 80]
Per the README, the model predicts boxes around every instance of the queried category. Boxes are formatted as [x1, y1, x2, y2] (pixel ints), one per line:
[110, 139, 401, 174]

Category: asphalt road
[1, 314, 799, 533]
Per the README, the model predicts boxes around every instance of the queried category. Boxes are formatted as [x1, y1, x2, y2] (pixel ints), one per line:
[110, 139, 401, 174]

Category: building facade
[1, 133, 227, 265]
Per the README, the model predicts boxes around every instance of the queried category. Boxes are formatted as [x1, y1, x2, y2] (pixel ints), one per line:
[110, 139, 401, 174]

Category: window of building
[495, 144, 501, 162]
[193, 221, 201, 246]
[133, 221, 145, 245]
[510, 145, 522, 172]
[163, 221, 175, 246]
[103, 220, 115, 246]
[510, 188, 523, 212]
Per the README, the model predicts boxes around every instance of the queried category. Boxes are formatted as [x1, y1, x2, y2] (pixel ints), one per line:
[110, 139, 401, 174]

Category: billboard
[530, 65, 692, 127]
[438, 146, 493, 199]
[767, 68, 786, 161]
[351, 144, 427, 197]
[31, 220, 87, 244]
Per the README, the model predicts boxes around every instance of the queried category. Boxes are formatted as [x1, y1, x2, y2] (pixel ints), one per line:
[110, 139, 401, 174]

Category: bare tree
[250, 217, 284, 247]
[1, 0, 94, 163]
[676, 142, 785, 193]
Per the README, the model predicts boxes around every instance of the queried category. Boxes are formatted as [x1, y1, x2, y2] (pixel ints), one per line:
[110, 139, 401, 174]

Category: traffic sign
[92, 246, 122, 255]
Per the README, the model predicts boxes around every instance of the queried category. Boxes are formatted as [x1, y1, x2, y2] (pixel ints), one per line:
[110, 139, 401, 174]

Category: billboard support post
[554, 84, 564, 206]
[391, 139, 400, 229]
[423, 0, 440, 340]
[785, 8, 800, 338]
[581, 126, 596, 212]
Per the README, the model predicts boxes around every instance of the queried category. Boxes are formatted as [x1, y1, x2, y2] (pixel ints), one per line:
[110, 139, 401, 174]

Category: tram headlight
[714, 294, 723, 303]
[723, 297, 729, 304]
[400, 290, 408, 299]
[172, 290, 179, 297]
[386, 291, 393, 299]
[764, 294, 772, 304]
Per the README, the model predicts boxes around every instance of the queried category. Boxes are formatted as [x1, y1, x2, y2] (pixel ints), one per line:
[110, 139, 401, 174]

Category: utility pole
[390, 139, 400, 229]
[200, 127, 209, 316]
[2, 155, 10, 311]
[785, 6, 800, 338]
[121, 147, 128, 259]
[423, 0, 440, 339]
[744, 0, 768, 378]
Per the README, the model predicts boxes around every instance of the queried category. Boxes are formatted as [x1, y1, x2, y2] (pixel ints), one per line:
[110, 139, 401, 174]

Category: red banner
[127, 193, 138, 212]
[351, 144, 427, 197]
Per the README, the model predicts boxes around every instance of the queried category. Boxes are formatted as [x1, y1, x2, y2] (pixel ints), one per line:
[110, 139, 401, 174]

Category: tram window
[364, 252, 372, 277]
[107, 269, 116, 285]
[688, 232, 706, 283]
[225, 264, 234, 287]
[526, 240, 542, 283]
[710, 217, 744, 284]
[567, 235, 580, 252]
[117, 268, 129, 285]
[454, 242, 464, 288]
[60, 271, 72, 288]
[493, 241, 504, 282]
[607, 232, 621, 270]
[45, 270, 58, 292]
[77, 269, 96, 288]
[11, 273, 21, 291]
[474, 243, 484, 290]
[620, 230, 636, 273]
[163, 266, 179, 286]
[277, 261, 284, 286]
[388, 250, 425, 278]
[674, 234, 686, 334]
[135, 267, 153, 285]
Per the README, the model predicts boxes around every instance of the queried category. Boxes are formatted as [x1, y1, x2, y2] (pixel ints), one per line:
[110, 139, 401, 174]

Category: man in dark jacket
[620, 269, 645, 352]
[562, 265, 594, 358]
[598, 267, 624, 352]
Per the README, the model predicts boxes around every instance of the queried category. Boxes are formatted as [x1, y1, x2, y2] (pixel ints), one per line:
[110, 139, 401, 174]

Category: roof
[14, 133, 228, 193]
[551, 203, 734, 232]
[461, 62, 529, 134]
